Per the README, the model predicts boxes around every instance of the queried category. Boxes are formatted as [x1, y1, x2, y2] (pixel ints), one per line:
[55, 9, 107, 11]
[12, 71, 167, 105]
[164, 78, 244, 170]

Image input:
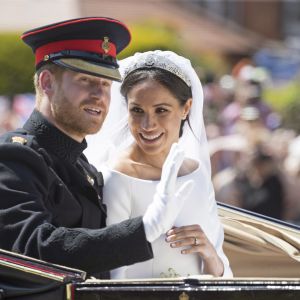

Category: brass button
[11, 136, 27, 145]
[86, 174, 94, 186]
[179, 292, 189, 300]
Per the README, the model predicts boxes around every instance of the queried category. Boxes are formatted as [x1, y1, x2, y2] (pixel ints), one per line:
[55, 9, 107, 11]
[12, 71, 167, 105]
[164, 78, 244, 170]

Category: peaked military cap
[21, 17, 131, 81]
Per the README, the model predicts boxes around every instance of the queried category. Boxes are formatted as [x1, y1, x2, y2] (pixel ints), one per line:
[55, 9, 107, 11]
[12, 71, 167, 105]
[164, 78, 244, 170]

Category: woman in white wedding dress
[85, 51, 232, 279]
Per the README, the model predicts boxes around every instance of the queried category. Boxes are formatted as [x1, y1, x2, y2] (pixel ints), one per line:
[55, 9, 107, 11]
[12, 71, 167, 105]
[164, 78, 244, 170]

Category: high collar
[23, 109, 87, 164]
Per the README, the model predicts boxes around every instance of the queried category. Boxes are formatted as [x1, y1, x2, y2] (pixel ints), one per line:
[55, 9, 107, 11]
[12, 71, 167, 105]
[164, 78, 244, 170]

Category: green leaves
[0, 33, 35, 95]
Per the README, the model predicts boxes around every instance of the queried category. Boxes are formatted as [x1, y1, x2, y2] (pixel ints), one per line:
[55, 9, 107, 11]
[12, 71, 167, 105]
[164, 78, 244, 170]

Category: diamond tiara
[123, 54, 192, 87]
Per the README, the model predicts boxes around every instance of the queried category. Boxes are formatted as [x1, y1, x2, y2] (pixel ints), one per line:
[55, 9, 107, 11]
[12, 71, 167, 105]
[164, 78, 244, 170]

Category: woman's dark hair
[120, 68, 192, 137]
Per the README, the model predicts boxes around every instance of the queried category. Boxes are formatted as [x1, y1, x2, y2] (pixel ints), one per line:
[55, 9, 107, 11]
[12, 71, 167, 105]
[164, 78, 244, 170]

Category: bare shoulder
[110, 154, 199, 179]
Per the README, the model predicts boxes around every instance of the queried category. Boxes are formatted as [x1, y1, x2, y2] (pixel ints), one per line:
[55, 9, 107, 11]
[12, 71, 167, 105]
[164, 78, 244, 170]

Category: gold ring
[194, 237, 200, 246]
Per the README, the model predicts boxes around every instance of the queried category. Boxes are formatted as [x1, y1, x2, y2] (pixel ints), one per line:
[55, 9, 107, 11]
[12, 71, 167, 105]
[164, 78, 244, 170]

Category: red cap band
[35, 39, 116, 65]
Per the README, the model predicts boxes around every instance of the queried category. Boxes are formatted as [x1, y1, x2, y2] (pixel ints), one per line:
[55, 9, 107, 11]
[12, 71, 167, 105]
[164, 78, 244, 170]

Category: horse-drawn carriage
[1, 203, 300, 299]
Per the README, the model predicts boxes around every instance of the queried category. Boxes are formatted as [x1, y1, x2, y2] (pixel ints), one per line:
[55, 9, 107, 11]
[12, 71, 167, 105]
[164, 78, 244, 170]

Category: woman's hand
[166, 224, 224, 277]
[143, 143, 194, 242]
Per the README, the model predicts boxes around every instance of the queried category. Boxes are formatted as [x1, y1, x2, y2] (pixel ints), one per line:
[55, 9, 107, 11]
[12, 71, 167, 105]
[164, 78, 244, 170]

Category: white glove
[143, 143, 194, 242]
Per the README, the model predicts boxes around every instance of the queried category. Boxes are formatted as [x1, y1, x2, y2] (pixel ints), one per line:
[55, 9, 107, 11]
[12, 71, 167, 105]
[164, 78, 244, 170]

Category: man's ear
[39, 70, 56, 96]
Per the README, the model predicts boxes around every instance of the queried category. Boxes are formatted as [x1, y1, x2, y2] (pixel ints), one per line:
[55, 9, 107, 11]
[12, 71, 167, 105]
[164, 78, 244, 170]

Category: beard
[50, 91, 104, 139]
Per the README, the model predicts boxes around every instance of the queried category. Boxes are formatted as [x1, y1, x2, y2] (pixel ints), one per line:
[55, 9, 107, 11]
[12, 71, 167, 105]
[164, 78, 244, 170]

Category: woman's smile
[139, 132, 164, 143]
[127, 79, 187, 157]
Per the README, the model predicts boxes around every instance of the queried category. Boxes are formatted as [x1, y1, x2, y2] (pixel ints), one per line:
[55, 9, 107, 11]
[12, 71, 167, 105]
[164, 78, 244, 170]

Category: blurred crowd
[0, 94, 35, 134]
[1, 61, 300, 226]
[203, 62, 300, 226]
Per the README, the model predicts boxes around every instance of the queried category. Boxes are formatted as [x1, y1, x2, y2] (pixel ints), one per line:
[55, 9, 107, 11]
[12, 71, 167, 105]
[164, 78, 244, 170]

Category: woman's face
[127, 79, 192, 158]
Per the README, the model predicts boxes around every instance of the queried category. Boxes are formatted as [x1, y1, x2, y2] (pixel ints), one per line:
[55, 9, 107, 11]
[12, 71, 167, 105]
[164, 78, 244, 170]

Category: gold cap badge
[102, 37, 110, 54]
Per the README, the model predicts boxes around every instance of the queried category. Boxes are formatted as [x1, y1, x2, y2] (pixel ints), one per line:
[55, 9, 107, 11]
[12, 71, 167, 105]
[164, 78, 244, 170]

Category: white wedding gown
[101, 160, 232, 279]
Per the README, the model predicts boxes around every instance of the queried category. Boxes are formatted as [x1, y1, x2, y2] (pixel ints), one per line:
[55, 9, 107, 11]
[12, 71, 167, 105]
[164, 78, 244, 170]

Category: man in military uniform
[0, 17, 192, 278]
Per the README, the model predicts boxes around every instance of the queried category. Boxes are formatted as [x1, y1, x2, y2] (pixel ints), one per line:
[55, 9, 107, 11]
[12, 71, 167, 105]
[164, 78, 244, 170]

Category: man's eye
[102, 80, 112, 87]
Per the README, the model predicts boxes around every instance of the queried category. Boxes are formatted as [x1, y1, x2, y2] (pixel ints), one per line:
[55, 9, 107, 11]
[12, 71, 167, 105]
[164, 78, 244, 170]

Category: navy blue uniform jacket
[0, 110, 153, 277]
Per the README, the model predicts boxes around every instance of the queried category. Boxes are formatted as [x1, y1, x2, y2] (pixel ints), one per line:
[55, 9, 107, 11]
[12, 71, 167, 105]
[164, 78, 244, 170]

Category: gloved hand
[143, 143, 194, 242]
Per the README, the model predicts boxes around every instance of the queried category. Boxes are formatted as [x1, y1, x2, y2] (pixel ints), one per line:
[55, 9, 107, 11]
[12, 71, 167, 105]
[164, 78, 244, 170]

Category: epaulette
[0, 129, 54, 167]
[0, 129, 35, 148]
